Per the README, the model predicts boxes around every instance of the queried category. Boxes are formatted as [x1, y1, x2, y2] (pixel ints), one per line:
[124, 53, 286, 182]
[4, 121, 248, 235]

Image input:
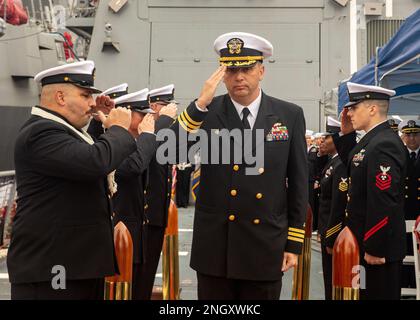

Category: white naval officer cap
[324, 116, 341, 135]
[305, 130, 314, 137]
[34, 60, 101, 93]
[214, 32, 273, 68]
[114, 88, 155, 114]
[398, 119, 420, 134]
[327, 116, 341, 127]
[149, 84, 176, 104]
[101, 83, 128, 99]
[344, 82, 396, 108]
[387, 118, 401, 132]
[313, 132, 324, 139]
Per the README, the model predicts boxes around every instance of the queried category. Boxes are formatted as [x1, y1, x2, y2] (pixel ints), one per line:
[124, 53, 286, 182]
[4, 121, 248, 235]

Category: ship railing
[0, 171, 16, 248]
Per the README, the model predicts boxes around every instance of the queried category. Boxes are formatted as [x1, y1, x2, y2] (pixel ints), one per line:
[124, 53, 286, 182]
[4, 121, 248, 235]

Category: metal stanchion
[104, 221, 133, 300]
[162, 166, 180, 300]
[332, 226, 360, 300]
[292, 205, 313, 300]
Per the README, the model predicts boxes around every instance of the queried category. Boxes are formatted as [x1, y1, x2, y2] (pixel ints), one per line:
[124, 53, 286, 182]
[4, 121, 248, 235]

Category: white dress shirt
[231, 89, 262, 130]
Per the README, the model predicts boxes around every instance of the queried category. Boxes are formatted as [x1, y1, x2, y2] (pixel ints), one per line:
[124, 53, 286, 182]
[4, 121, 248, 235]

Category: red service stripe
[364, 217, 389, 241]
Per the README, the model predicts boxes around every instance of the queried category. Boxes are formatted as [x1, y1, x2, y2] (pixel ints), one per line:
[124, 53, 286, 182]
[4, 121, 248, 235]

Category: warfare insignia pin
[375, 165, 392, 190]
[227, 38, 244, 55]
[352, 149, 366, 167]
[339, 178, 348, 192]
[325, 166, 333, 178]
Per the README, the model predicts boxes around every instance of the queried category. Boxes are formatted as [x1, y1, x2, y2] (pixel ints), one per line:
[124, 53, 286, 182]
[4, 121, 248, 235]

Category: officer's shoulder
[20, 116, 69, 140]
[209, 94, 226, 107]
[205, 94, 228, 114]
[372, 129, 406, 152]
[266, 94, 303, 114]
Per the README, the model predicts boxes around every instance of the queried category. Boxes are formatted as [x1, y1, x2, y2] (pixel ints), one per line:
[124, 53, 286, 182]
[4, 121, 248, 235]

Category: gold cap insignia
[227, 38, 244, 55]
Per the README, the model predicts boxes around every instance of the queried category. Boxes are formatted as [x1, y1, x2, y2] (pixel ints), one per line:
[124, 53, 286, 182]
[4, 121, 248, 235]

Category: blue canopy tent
[338, 8, 420, 115]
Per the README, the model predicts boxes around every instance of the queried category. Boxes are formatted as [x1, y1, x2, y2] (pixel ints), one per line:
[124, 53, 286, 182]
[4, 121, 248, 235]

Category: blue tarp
[338, 8, 420, 115]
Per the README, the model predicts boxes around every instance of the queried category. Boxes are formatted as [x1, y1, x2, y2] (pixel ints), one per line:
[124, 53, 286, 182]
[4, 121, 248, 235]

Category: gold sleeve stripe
[178, 117, 198, 133]
[179, 113, 199, 130]
[327, 222, 342, 233]
[288, 227, 305, 234]
[182, 110, 202, 126]
[326, 225, 342, 237]
[325, 228, 341, 239]
[326, 223, 343, 238]
[287, 236, 304, 243]
[288, 231, 305, 239]
[179, 114, 199, 131]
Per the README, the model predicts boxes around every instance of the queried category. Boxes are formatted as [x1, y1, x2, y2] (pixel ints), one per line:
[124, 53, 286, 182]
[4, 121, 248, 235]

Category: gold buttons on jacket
[144, 190, 147, 195]
[144, 204, 148, 210]
[230, 189, 237, 196]
[347, 195, 351, 202]
[229, 215, 235, 221]
[168, 178, 171, 182]
[405, 195, 409, 199]
[233, 165, 239, 171]
[253, 219, 260, 225]
[258, 168, 264, 174]
[256, 193, 263, 200]
[405, 186, 409, 190]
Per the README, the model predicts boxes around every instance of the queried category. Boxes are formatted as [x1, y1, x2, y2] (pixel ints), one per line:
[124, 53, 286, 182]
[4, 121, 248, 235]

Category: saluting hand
[159, 103, 178, 119]
[93, 95, 115, 121]
[281, 252, 298, 272]
[97, 107, 131, 130]
[196, 65, 227, 110]
[138, 113, 155, 135]
[340, 108, 354, 135]
[364, 252, 386, 265]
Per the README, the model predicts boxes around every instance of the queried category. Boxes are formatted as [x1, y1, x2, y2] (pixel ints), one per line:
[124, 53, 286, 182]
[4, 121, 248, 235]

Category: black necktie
[410, 151, 417, 162]
[242, 108, 251, 129]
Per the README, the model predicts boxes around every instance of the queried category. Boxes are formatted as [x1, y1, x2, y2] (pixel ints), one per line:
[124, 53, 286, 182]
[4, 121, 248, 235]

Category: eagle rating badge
[266, 123, 288, 141]
[375, 165, 392, 191]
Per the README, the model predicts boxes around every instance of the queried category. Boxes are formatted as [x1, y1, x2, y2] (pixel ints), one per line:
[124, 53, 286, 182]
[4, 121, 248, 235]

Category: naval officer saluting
[333, 82, 407, 300]
[163, 32, 308, 299]
[8, 61, 136, 299]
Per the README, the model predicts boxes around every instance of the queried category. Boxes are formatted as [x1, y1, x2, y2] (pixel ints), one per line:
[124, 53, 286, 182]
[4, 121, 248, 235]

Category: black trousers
[197, 272, 282, 300]
[135, 225, 165, 300]
[176, 167, 193, 208]
[401, 232, 416, 289]
[321, 244, 333, 300]
[360, 261, 402, 300]
[11, 278, 104, 300]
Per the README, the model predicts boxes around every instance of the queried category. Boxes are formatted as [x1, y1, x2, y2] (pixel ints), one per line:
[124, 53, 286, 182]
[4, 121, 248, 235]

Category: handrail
[0, 171, 15, 178]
